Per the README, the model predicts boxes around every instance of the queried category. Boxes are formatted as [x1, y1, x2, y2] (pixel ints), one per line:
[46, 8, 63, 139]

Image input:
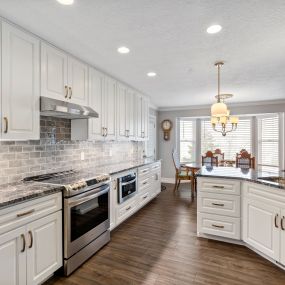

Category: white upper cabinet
[41, 43, 68, 101]
[126, 89, 136, 140]
[88, 67, 105, 140]
[88, 69, 116, 141]
[41, 43, 88, 105]
[104, 76, 117, 140]
[67, 56, 88, 105]
[117, 83, 127, 140]
[1, 22, 40, 140]
[136, 94, 149, 141]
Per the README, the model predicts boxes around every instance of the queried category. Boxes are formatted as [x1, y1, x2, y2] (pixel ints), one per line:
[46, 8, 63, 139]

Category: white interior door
[2, 22, 40, 140]
[0, 226, 26, 285]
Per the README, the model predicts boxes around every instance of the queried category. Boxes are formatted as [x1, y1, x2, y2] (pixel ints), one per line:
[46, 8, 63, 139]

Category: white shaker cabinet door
[281, 209, 285, 266]
[88, 67, 105, 140]
[136, 94, 143, 140]
[41, 42, 68, 101]
[67, 56, 88, 105]
[244, 198, 280, 260]
[0, 226, 26, 285]
[126, 89, 136, 140]
[2, 22, 40, 140]
[26, 211, 62, 285]
[104, 76, 117, 140]
[117, 83, 127, 140]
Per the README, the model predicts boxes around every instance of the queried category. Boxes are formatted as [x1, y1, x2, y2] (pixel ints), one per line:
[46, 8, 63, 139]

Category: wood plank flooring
[46, 184, 285, 285]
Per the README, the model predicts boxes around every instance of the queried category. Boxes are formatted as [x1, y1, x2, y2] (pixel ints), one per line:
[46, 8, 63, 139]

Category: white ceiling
[0, 0, 285, 108]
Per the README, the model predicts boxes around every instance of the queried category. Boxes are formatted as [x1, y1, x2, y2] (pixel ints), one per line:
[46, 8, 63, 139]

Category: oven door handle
[120, 178, 136, 186]
[68, 187, 110, 207]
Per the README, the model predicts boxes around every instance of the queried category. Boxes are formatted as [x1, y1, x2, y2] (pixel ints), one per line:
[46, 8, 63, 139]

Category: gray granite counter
[196, 166, 285, 190]
[0, 181, 63, 210]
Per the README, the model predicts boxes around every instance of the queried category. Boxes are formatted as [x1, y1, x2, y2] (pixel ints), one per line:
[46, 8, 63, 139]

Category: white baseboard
[161, 177, 190, 184]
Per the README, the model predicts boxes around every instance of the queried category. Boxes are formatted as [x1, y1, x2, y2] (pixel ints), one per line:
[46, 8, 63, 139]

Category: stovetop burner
[24, 169, 111, 197]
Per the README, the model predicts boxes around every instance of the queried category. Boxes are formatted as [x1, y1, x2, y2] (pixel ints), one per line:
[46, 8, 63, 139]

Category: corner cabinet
[1, 22, 40, 140]
[0, 193, 62, 285]
[41, 42, 88, 105]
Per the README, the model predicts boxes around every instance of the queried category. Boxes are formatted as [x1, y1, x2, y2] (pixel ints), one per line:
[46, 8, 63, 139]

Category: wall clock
[161, 119, 172, 141]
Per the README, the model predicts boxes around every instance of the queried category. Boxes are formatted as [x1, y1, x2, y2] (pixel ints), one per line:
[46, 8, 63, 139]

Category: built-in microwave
[118, 172, 137, 204]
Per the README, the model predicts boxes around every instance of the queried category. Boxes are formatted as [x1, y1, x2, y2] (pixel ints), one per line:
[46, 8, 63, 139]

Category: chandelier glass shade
[210, 62, 238, 136]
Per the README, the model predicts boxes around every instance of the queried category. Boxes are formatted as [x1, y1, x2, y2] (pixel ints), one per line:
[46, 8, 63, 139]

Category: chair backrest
[214, 148, 224, 163]
[172, 149, 181, 172]
[202, 151, 218, 167]
[236, 150, 255, 169]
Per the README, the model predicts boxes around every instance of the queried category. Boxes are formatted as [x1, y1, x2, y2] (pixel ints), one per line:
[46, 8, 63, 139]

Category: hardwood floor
[46, 184, 285, 285]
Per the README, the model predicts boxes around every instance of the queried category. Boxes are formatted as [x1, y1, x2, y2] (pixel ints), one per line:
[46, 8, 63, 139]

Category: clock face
[162, 120, 172, 131]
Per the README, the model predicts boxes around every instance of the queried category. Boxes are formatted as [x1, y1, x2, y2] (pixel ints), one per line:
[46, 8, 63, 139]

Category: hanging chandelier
[211, 62, 238, 136]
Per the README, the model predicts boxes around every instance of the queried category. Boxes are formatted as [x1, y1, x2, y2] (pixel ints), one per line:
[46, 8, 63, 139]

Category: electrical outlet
[80, 152, 85, 160]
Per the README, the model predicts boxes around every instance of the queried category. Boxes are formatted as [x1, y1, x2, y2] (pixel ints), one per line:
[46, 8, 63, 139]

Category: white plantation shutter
[179, 119, 196, 163]
[258, 114, 279, 172]
[201, 118, 252, 160]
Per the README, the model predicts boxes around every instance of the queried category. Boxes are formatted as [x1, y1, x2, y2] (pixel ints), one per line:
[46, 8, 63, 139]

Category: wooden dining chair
[236, 150, 255, 169]
[202, 151, 218, 167]
[214, 148, 225, 166]
[172, 149, 195, 193]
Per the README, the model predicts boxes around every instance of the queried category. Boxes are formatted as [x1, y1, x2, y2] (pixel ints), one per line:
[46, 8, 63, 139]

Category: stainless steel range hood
[40, 96, 99, 119]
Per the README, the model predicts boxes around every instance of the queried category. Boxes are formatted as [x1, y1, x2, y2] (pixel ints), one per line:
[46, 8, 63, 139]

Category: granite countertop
[0, 181, 63, 210]
[197, 166, 285, 190]
[0, 159, 160, 210]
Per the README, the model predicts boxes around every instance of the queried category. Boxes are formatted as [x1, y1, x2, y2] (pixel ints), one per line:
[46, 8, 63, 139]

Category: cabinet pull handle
[142, 169, 148, 173]
[102, 127, 105, 136]
[212, 224, 224, 229]
[212, 203, 225, 207]
[68, 86, 72, 99]
[281, 216, 285, 231]
[126, 206, 131, 211]
[20, 234, 26, 252]
[275, 214, 279, 228]
[143, 181, 148, 185]
[105, 127, 108, 136]
[28, 231, 33, 249]
[3, 117, 8, 133]
[17, 209, 35, 218]
[64, 85, 68, 98]
[143, 195, 148, 199]
[212, 185, 225, 189]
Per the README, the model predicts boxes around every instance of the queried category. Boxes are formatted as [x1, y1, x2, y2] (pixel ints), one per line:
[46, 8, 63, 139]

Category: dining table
[185, 162, 202, 198]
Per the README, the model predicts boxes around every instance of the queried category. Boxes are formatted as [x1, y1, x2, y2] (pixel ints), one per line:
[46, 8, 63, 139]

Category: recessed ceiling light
[147, 72, 157, 77]
[207, 24, 222, 34]
[117, 46, 130, 54]
[56, 0, 74, 5]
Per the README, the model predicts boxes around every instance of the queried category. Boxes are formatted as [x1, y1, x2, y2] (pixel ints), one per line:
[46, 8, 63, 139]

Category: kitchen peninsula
[197, 166, 285, 270]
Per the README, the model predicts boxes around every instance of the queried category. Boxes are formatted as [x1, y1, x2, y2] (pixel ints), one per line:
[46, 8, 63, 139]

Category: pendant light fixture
[210, 62, 239, 136]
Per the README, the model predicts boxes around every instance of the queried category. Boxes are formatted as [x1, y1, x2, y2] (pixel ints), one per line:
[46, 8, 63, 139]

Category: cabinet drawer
[151, 162, 161, 172]
[0, 193, 62, 235]
[198, 178, 240, 195]
[138, 192, 151, 207]
[117, 199, 138, 225]
[197, 212, 240, 240]
[198, 192, 240, 217]
[138, 166, 151, 178]
[139, 176, 151, 192]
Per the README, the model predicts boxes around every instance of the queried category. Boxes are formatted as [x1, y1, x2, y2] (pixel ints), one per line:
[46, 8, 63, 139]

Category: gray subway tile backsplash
[0, 116, 144, 185]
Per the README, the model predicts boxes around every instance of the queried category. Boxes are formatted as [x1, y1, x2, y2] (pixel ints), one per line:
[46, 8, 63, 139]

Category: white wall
[157, 100, 285, 180]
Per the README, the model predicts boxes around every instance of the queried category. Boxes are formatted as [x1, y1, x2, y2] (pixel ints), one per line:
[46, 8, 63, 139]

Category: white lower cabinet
[26, 211, 62, 285]
[0, 226, 26, 285]
[110, 162, 161, 229]
[281, 209, 285, 266]
[243, 198, 280, 260]
[0, 193, 62, 285]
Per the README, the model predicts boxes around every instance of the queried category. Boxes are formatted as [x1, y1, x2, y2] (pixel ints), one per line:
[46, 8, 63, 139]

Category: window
[178, 118, 196, 163]
[257, 114, 279, 172]
[201, 118, 252, 160]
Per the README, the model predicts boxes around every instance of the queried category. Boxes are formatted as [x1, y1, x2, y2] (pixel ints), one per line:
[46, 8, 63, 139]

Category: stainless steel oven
[64, 183, 110, 275]
[118, 172, 137, 204]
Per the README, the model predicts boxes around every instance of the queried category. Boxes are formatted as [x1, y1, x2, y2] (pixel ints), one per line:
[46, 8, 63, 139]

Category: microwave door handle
[120, 178, 136, 186]
[68, 187, 110, 207]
